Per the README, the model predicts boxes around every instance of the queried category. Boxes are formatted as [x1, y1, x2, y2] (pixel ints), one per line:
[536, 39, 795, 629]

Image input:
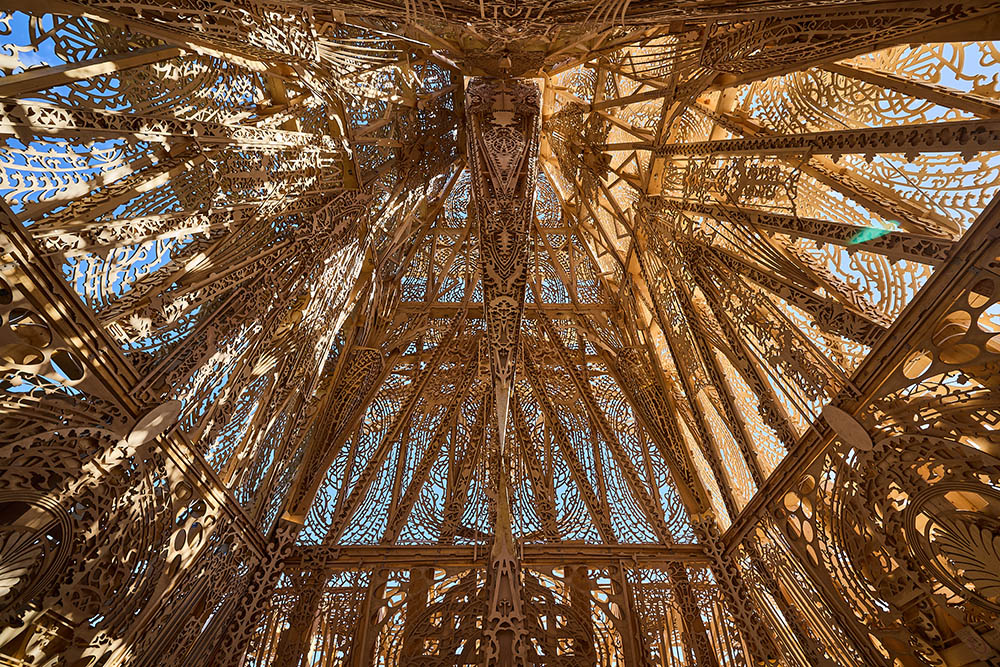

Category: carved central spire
[465, 77, 542, 449]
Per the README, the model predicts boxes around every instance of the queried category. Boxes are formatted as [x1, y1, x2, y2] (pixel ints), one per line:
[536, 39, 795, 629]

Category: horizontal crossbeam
[287, 542, 709, 571]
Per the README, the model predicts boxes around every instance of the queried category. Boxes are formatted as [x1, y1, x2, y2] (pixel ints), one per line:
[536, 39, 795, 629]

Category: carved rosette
[465, 77, 541, 447]
[776, 430, 1000, 663]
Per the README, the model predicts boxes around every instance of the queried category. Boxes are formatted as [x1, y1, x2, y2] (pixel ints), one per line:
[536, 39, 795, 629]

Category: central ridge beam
[466, 77, 542, 449]
[467, 77, 541, 667]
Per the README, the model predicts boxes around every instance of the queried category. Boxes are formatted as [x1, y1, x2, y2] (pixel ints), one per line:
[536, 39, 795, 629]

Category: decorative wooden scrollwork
[466, 77, 541, 447]
[3, 2, 1000, 666]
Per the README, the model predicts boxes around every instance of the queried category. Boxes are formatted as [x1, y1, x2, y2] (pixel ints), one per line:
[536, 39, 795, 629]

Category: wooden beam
[823, 62, 1000, 119]
[0, 45, 183, 97]
[288, 543, 710, 570]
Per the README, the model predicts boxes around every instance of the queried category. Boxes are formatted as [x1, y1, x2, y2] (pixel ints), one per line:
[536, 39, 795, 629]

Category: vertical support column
[273, 570, 324, 667]
[667, 561, 722, 667]
[566, 565, 597, 663]
[466, 77, 540, 666]
[348, 571, 388, 667]
[465, 77, 541, 448]
[401, 567, 432, 661]
[612, 564, 654, 667]
[211, 522, 298, 667]
[485, 458, 528, 667]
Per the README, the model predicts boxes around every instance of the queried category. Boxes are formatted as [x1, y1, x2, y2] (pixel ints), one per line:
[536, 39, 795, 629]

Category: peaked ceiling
[3, 1, 1000, 666]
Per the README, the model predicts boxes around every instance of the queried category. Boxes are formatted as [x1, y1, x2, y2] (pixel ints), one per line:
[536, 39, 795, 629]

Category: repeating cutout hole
[932, 310, 971, 348]
[0, 343, 44, 366]
[50, 348, 85, 381]
[969, 278, 994, 309]
[903, 349, 932, 379]
[978, 301, 1000, 333]
[7, 308, 51, 348]
[939, 343, 978, 365]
